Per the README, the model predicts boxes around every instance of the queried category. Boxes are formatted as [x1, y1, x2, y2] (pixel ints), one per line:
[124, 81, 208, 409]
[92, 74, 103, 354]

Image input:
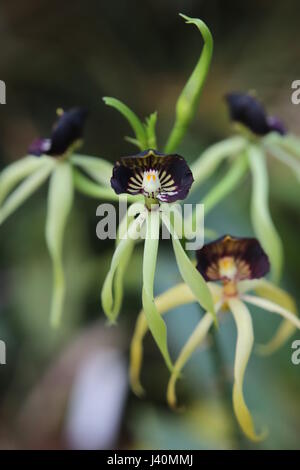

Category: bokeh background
[0, 0, 300, 449]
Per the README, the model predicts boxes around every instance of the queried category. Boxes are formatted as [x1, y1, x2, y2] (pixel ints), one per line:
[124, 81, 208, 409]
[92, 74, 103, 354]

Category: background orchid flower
[101, 148, 215, 371]
[186, 92, 300, 286]
[0, 107, 118, 327]
[129, 235, 300, 441]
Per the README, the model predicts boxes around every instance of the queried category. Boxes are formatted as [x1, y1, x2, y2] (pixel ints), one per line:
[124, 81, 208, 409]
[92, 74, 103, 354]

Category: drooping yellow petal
[228, 297, 267, 441]
[167, 311, 216, 409]
[242, 295, 300, 330]
[129, 283, 196, 396]
[238, 279, 298, 355]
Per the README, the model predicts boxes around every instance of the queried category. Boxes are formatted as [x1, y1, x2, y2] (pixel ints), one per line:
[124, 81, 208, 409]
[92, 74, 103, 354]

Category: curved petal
[167, 309, 218, 409]
[46, 161, 74, 327]
[0, 156, 47, 206]
[0, 161, 54, 225]
[164, 15, 213, 153]
[190, 136, 246, 192]
[71, 154, 113, 187]
[228, 297, 267, 441]
[103, 97, 147, 150]
[101, 211, 146, 323]
[130, 283, 196, 396]
[142, 209, 173, 371]
[161, 210, 216, 324]
[248, 145, 283, 283]
[239, 279, 298, 355]
[242, 295, 300, 330]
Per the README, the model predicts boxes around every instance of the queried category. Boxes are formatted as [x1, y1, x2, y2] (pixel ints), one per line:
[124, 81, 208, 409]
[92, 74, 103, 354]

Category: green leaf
[103, 97, 148, 150]
[145, 112, 158, 149]
[46, 161, 74, 327]
[71, 153, 113, 187]
[0, 155, 49, 206]
[248, 145, 283, 283]
[142, 209, 173, 371]
[0, 160, 54, 225]
[101, 212, 146, 322]
[190, 136, 247, 193]
[164, 14, 213, 153]
[161, 211, 216, 325]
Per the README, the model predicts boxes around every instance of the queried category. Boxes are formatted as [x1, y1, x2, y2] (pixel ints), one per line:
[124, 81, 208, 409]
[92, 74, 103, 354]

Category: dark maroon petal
[28, 108, 88, 157]
[111, 164, 142, 195]
[226, 93, 270, 135]
[196, 235, 270, 282]
[266, 116, 287, 136]
[226, 93, 286, 137]
[157, 157, 194, 202]
[110, 149, 193, 202]
[48, 108, 88, 156]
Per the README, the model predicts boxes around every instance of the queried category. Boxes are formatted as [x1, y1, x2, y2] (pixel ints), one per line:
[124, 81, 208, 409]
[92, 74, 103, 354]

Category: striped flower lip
[110, 149, 194, 203]
[28, 107, 88, 157]
[225, 93, 286, 136]
[196, 235, 270, 283]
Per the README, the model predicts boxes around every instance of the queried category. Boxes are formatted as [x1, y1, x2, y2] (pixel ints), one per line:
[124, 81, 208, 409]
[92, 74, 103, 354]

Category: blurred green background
[0, 0, 300, 449]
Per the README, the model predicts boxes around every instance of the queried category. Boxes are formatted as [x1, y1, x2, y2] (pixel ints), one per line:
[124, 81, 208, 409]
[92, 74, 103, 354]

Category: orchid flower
[101, 14, 218, 370]
[186, 92, 300, 285]
[101, 148, 216, 371]
[0, 107, 118, 326]
[129, 235, 300, 441]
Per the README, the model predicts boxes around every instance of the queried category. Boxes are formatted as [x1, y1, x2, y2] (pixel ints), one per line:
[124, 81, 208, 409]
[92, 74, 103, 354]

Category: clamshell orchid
[0, 107, 116, 326]
[130, 235, 300, 441]
[102, 149, 215, 371]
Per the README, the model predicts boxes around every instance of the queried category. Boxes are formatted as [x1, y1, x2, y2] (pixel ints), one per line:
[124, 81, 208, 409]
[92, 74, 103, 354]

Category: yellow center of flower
[143, 170, 161, 196]
[218, 256, 237, 280]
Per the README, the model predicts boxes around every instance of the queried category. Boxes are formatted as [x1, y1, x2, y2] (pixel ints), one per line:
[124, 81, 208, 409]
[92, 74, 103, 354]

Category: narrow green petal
[278, 134, 300, 159]
[190, 136, 247, 193]
[161, 211, 216, 324]
[73, 169, 140, 203]
[202, 154, 248, 214]
[0, 155, 48, 205]
[164, 15, 213, 153]
[229, 297, 267, 441]
[242, 295, 300, 330]
[167, 312, 214, 409]
[248, 145, 283, 283]
[265, 144, 300, 182]
[142, 209, 173, 371]
[46, 161, 74, 328]
[71, 154, 113, 187]
[130, 283, 196, 396]
[103, 97, 147, 150]
[101, 212, 146, 322]
[0, 161, 54, 225]
[185, 154, 248, 239]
